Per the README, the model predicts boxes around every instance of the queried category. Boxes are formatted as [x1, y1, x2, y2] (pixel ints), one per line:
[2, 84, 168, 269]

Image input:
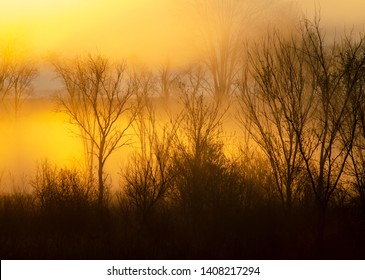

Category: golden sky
[0, 0, 197, 65]
[297, 0, 365, 27]
[1, 0, 364, 65]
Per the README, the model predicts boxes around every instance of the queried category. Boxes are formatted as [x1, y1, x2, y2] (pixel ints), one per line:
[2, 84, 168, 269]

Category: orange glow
[0, 99, 82, 191]
[0, 0, 198, 66]
[0, 98, 137, 193]
[1, 0, 365, 193]
[296, 0, 365, 28]
[1, 1, 364, 65]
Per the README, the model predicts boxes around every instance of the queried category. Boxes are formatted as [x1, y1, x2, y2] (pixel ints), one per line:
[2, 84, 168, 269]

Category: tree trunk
[98, 156, 104, 207]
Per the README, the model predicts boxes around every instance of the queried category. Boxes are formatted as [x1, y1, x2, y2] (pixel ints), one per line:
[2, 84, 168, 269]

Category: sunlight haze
[1, 1, 364, 64]
[0, 0, 197, 65]
[3, 0, 365, 260]
[1, 0, 365, 192]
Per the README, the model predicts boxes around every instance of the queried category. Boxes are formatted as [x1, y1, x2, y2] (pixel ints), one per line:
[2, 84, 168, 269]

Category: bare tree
[11, 61, 37, 118]
[341, 34, 365, 214]
[270, 18, 365, 252]
[191, 0, 252, 101]
[296, 19, 358, 217]
[175, 65, 225, 166]
[0, 46, 36, 116]
[0, 51, 13, 103]
[53, 54, 137, 207]
[238, 29, 313, 212]
[238, 16, 365, 252]
[122, 92, 176, 223]
[171, 65, 237, 217]
[157, 61, 180, 104]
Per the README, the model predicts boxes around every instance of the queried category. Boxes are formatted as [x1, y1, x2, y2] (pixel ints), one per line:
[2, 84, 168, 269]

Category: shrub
[32, 161, 95, 213]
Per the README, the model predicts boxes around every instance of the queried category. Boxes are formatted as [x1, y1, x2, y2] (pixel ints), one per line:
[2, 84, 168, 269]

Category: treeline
[2, 16, 365, 259]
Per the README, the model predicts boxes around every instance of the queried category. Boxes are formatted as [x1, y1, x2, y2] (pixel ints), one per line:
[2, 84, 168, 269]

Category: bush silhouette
[32, 161, 95, 214]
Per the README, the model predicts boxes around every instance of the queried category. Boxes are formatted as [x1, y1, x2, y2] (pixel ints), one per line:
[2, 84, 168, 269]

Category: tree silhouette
[296, 19, 357, 217]
[53, 54, 137, 207]
[0, 50, 13, 102]
[191, 0, 251, 102]
[157, 61, 180, 104]
[286, 18, 365, 250]
[32, 160, 94, 213]
[0, 45, 36, 116]
[11, 61, 37, 118]
[238, 29, 311, 213]
[341, 35, 365, 214]
[238, 17, 365, 252]
[122, 92, 176, 224]
[171, 65, 238, 219]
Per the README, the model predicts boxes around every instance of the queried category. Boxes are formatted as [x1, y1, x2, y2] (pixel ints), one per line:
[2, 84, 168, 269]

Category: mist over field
[0, 99, 81, 192]
[2, 0, 365, 260]
[0, 98, 136, 193]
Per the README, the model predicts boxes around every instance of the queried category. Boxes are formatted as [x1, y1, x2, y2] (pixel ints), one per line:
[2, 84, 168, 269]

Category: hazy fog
[2, 1, 362, 64]
[1, 0, 365, 193]
[1, 1, 364, 63]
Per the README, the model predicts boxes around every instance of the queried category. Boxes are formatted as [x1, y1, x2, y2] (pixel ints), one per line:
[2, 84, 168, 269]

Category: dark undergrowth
[1, 192, 365, 259]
